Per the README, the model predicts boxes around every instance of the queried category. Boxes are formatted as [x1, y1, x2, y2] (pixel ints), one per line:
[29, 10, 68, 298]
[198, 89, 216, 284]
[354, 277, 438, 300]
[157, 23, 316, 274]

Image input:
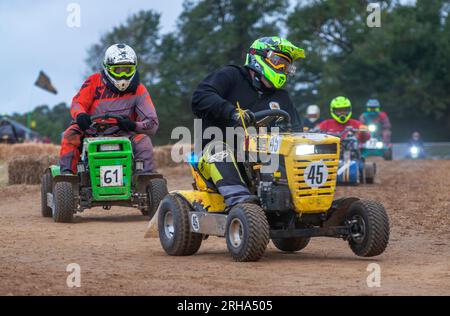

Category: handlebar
[86, 113, 124, 136]
[253, 109, 291, 128]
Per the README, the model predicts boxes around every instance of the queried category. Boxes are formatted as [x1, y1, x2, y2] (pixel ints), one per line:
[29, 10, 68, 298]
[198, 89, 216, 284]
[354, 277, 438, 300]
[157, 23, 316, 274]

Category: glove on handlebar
[231, 109, 255, 127]
[118, 116, 137, 132]
[76, 113, 92, 131]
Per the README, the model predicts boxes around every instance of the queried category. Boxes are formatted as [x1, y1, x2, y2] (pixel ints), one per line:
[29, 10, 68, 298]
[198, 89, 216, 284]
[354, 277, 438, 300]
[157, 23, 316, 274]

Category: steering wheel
[86, 113, 123, 136]
[253, 109, 291, 128]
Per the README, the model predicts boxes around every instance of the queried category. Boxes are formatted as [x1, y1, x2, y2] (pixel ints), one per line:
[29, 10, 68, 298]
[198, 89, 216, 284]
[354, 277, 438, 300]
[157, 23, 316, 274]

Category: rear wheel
[272, 237, 310, 252]
[142, 178, 168, 219]
[53, 182, 75, 223]
[364, 163, 376, 184]
[158, 194, 203, 256]
[347, 200, 390, 257]
[225, 203, 269, 262]
[40, 170, 53, 218]
[384, 148, 393, 161]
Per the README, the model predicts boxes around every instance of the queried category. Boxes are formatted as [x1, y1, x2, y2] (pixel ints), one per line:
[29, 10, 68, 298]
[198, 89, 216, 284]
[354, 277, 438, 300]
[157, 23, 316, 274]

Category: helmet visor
[333, 107, 351, 118]
[107, 64, 136, 78]
[265, 51, 296, 75]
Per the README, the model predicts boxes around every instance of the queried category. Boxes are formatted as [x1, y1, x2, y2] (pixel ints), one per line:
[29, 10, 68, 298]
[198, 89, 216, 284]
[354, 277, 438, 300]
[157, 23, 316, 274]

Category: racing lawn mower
[151, 109, 389, 262]
[361, 123, 393, 161]
[337, 127, 377, 185]
[41, 114, 168, 223]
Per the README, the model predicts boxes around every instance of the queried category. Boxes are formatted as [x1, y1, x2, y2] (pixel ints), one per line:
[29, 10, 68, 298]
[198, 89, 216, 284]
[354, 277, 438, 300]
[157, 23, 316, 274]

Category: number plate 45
[304, 162, 329, 188]
[100, 165, 123, 187]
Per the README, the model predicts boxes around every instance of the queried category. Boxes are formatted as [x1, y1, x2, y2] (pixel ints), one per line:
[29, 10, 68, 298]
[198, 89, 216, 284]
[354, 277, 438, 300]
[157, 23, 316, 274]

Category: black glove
[231, 109, 255, 127]
[118, 116, 137, 132]
[76, 113, 92, 131]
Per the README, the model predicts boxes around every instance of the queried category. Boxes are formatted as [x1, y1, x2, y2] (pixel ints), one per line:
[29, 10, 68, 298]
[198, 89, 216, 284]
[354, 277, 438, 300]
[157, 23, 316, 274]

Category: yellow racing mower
[152, 109, 390, 262]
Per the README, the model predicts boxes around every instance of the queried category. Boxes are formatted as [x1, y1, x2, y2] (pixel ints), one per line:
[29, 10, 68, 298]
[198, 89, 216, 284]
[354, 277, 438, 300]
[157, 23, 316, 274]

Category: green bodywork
[86, 137, 132, 201]
[50, 137, 133, 202]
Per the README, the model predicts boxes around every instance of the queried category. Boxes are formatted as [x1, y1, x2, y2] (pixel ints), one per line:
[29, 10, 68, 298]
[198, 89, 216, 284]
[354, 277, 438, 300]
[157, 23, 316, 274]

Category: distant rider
[359, 99, 391, 143]
[303, 105, 323, 131]
[319, 96, 370, 143]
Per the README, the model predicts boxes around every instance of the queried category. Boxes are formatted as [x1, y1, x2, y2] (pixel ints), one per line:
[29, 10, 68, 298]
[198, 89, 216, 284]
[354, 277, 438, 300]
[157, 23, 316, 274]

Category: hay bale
[8, 155, 58, 185]
[0, 144, 60, 162]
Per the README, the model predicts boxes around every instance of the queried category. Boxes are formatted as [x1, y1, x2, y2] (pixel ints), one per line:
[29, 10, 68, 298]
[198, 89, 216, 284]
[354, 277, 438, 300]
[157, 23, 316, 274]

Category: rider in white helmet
[60, 43, 159, 174]
[303, 105, 323, 130]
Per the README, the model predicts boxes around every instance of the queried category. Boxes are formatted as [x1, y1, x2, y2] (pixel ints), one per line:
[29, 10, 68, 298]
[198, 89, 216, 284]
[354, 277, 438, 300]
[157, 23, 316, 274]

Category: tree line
[15, 0, 450, 143]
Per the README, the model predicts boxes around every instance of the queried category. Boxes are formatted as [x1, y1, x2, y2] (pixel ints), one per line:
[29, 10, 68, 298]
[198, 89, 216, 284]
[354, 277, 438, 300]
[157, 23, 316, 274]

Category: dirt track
[1, 160, 450, 296]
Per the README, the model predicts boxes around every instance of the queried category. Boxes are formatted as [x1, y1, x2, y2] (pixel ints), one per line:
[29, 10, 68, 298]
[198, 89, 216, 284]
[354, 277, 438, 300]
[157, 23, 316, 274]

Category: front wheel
[347, 200, 390, 257]
[384, 148, 393, 161]
[225, 203, 269, 262]
[53, 182, 75, 223]
[364, 162, 376, 184]
[40, 170, 53, 217]
[272, 237, 310, 252]
[158, 194, 203, 256]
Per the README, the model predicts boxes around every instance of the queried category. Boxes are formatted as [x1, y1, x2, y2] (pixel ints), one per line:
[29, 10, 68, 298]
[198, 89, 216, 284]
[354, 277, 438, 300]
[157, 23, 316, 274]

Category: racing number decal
[100, 166, 123, 187]
[104, 169, 119, 184]
[304, 162, 328, 188]
[269, 135, 281, 154]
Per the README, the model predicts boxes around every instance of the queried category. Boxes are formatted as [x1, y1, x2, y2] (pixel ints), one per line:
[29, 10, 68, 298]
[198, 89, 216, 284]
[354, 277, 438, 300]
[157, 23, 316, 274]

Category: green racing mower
[40, 113, 168, 223]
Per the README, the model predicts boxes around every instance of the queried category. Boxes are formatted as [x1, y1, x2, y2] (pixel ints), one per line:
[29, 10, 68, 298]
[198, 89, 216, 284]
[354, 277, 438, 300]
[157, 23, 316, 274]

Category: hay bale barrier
[3, 143, 189, 185]
[0, 144, 60, 162]
[8, 155, 59, 185]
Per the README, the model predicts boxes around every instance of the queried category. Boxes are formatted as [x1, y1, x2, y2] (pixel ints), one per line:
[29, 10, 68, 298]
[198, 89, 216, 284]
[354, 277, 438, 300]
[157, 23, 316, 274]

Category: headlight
[99, 144, 121, 152]
[296, 144, 315, 156]
[368, 125, 377, 133]
[410, 146, 419, 155]
[376, 142, 384, 149]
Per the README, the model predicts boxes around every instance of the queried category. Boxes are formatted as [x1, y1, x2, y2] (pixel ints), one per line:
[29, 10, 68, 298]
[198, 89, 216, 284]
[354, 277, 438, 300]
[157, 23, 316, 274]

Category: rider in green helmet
[191, 36, 305, 207]
[245, 36, 305, 90]
[318, 96, 369, 143]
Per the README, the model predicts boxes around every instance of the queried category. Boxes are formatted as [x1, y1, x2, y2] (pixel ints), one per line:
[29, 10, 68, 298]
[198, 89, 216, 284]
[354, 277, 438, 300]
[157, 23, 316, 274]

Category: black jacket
[191, 65, 302, 148]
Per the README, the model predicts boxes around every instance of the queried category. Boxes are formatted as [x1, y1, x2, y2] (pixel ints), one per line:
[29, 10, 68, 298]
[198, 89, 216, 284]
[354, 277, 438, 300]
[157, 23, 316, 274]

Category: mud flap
[323, 197, 360, 227]
[53, 175, 79, 196]
[188, 212, 227, 237]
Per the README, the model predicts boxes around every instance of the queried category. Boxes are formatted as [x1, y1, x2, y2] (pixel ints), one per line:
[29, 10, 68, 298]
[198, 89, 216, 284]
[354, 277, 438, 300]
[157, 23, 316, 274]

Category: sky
[0, 0, 418, 115]
[0, 0, 184, 115]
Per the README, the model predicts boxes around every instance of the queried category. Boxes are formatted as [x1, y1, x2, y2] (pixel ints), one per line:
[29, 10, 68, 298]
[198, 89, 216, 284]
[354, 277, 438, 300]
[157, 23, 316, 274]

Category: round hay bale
[8, 154, 59, 185]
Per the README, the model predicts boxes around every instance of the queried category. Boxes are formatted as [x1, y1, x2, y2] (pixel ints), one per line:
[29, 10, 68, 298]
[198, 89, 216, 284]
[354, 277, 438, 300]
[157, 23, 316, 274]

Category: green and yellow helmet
[245, 36, 305, 89]
[330, 96, 352, 124]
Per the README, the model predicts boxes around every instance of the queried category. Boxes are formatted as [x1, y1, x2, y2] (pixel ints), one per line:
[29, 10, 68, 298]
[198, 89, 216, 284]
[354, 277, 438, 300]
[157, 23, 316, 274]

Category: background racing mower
[151, 109, 390, 262]
[361, 122, 393, 161]
[335, 127, 377, 185]
[41, 114, 168, 223]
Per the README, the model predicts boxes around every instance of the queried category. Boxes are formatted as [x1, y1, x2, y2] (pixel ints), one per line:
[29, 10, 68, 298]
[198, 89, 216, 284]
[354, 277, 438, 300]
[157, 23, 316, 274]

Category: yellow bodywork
[181, 132, 340, 215]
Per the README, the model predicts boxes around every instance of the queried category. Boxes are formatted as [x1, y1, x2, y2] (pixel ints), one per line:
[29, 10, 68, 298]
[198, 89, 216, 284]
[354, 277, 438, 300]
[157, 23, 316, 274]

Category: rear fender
[49, 165, 60, 178]
[173, 191, 226, 213]
[52, 175, 80, 197]
[133, 173, 164, 194]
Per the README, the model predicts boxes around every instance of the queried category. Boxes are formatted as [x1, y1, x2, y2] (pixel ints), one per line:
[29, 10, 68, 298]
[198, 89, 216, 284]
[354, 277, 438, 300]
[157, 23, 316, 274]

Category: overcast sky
[0, 0, 184, 114]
